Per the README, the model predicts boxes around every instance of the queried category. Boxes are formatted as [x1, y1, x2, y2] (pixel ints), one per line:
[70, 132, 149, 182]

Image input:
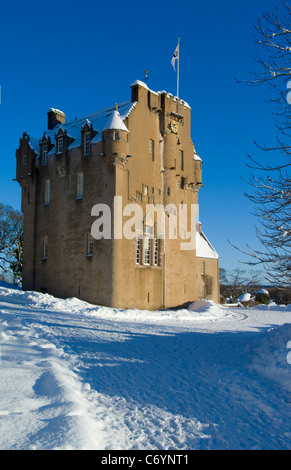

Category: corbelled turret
[102, 104, 130, 169]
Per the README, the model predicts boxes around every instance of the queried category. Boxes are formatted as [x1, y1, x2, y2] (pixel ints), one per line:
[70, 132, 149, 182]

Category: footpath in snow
[0, 282, 290, 450]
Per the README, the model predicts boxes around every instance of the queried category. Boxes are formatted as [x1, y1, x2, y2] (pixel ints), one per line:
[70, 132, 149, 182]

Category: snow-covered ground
[0, 282, 290, 450]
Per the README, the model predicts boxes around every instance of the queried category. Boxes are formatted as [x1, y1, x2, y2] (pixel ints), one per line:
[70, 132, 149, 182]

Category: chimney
[130, 80, 149, 104]
[47, 108, 66, 130]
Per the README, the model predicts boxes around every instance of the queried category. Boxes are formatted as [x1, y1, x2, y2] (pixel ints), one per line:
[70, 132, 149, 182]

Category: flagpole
[177, 38, 180, 98]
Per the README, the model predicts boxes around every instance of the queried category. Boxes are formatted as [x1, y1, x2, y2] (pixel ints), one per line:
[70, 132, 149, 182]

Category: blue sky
[0, 0, 285, 278]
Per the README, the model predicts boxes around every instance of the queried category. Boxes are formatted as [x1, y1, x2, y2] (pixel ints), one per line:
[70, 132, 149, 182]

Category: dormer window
[84, 132, 90, 155]
[42, 145, 48, 166]
[57, 137, 63, 154]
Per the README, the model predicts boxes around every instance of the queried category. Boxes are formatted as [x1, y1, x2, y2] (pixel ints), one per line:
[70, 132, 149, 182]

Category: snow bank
[256, 288, 269, 295]
[0, 285, 242, 327]
[236, 293, 251, 303]
[249, 323, 291, 394]
[0, 311, 103, 449]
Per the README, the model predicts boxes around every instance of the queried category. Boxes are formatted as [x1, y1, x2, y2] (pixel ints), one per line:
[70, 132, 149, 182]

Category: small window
[44, 179, 50, 205]
[201, 260, 205, 275]
[179, 150, 184, 171]
[76, 172, 84, 199]
[84, 132, 90, 155]
[42, 145, 48, 166]
[43, 236, 48, 259]
[114, 131, 120, 141]
[149, 139, 154, 161]
[144, 225, 153, 237]
[57, 137, 63, 154]
[167, 187, 170, 196]
[136, 236, 142, 265]
[154, 238, 159, 266]
[86, 233, 93, 256]
[144, 237, 151, 265]
[23, 154, 27, 166]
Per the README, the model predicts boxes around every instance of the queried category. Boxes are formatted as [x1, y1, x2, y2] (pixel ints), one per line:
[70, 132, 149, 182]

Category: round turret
[102, 105, 129, 166]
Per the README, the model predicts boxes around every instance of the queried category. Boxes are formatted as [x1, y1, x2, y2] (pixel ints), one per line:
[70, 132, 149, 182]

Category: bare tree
[233, 1, 291, 288]
[0, 203, 23, 279]
[220, 268, 262, 302]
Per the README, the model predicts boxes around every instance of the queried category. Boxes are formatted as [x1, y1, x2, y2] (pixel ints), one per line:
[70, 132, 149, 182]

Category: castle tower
[102, 104, 130, 170]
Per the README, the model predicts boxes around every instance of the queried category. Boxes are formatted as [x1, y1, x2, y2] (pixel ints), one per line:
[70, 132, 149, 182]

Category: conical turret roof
[103, 104, 129, 133]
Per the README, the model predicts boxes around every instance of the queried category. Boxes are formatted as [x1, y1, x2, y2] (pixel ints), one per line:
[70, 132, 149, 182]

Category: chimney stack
[47, 108, 66, 130]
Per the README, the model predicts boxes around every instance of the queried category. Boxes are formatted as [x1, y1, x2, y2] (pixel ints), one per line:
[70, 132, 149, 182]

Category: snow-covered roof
[196, 231, 219, 259]
[193, 152, 202, 162]
[27, 136, 41, 156]
[103, 107, 129, 133]
[27, 101, 136, 156]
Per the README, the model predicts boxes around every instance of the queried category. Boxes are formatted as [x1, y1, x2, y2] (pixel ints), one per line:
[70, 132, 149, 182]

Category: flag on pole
[171, 42, 179, 71]
[171, 39, 180, 97]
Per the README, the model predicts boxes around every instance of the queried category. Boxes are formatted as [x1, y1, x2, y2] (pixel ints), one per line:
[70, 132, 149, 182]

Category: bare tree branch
[232, 2, 291, 288]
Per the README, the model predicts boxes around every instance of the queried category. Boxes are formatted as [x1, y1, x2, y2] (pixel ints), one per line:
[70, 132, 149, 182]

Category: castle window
[114, 131, 120, 141]
[179, 150, 184, 171]
[43, 236, 48, 259]
[76, 172, 84, 199]
[44, 180, 50, 205]
[144, 237, 151, 265]
[154, 238, 160, 266]
[42, 145, 48, 166]
[136, 236, 142, 265]
[201, 260, 205, 275]
[57, 137, 63, 154]
[23, 154, 27, 166]
[149, 139, 154, 161]
[86, 233, 93, 256]
[84, 132, 90, 155]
